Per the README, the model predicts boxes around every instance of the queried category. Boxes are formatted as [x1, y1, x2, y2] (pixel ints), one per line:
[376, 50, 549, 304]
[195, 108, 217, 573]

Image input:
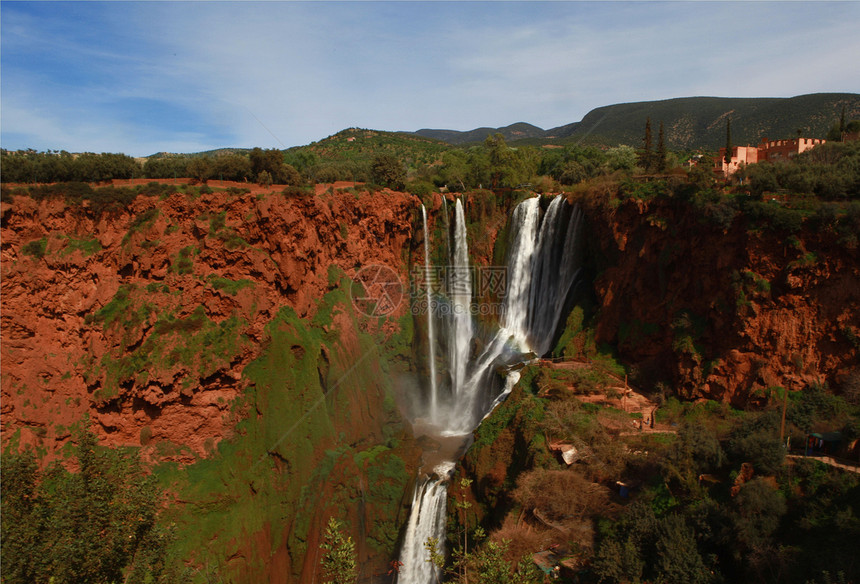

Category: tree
[439, 150, 469, 191]
[143, 156, 188, 180]
[279, 163, 303, 186]
[320, 517, 357, 584]
[724, 118, 733, 166]
[0, 449, 41, 583]
[187, 156, 213, 183]
[641, 117, 654, 172]
[728, 411, 785, 475]
[481, 133, 535, 189]
[468, 540, 542, 584]
[455, 477, 474, 582]
[257, 170, 273, 187]
[370, 154, 406, 189]
[1, 428, 167, 584]
[653, 514, 712, 584]
[249, 147, 285, 182]
[657, 121, 668, 173]
[731, 478, 786, 556]
[559, 160, 587, 184]
[211, 153, 251, 182]
[605, 145, 638, 173]
[661, 422, 725, 498]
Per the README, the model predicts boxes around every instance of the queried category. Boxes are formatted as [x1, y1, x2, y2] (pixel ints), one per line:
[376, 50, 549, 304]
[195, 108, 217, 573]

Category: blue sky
[2, 1, 859, 157]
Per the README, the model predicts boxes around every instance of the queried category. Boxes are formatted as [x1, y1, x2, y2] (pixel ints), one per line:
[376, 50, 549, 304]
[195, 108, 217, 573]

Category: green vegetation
[284, 127, 449, 185]
[1, 427, 184, 584]
[59, 234, 102, 257]
[204, 210, 249, 249]
[738, 140, 860, 201]
[453, 362, 860, 584]
[98, 306, 247, 402]
[0, 150, 140, 183]
[207, 274, 254, 295]
[321, 518, 358, 584]
[5, 98, 859, 584]
[148, 279, 412, 582]
[169, 245, 196, 275]
[89, 283, 135, 327]
[537, 93, 860, 150]
[370, 153, 406, 189]
[84, 284, 249, 402]
[21, 236, 47, 259]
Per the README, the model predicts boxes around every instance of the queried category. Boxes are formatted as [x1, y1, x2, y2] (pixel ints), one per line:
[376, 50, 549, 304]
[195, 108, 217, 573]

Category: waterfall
[421, 205, 439, 422]
[396, 462, 453, 584]
[449, 199, 472, 398]
[527, 197, 584, 356]
[501, 196, 541, 345]
[397, 195, 584, 584]
[442, 197, 451, 267]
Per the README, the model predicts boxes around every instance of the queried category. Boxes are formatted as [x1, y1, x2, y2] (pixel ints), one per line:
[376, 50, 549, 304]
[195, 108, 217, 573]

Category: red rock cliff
[1, 187, 419, 460]
[584, 197, 860, 405]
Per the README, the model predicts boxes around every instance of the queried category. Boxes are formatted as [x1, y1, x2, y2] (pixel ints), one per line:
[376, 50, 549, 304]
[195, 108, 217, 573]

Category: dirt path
[786, 454, 860, 474]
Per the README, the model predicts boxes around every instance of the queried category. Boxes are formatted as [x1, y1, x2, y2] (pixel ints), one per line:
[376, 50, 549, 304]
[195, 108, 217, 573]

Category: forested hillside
[410, 93, 860, 150]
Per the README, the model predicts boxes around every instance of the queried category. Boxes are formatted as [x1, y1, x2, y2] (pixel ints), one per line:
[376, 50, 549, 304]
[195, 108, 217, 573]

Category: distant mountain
[413, 122, 546, 145]
[413, 93, 860, 150]
[549, 93, 860, 150]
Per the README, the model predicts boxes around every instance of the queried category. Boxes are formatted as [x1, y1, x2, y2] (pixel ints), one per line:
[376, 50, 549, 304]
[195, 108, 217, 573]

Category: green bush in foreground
[1, 428, 182, 584]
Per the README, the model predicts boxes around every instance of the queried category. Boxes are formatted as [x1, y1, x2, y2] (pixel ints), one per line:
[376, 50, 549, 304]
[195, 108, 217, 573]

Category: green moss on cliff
[96, 306, 247, 402]
[157, 281, 413, 582]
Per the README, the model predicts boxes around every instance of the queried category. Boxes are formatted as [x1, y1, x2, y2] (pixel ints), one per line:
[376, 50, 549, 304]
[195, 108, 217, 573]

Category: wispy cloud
[2, 1, 858, 156]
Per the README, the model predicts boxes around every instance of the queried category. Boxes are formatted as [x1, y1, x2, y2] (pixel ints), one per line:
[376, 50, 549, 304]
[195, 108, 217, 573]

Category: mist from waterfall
[396, 195, 584, 584]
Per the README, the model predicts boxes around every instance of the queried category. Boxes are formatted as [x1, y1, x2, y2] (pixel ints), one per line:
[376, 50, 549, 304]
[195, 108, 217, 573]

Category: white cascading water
[396, 461, 453, 584]
[421, 205, 440, 422]
[397, 195, 583, 584]
[527, 196, 584, 356]
[449, 199, 472, 399]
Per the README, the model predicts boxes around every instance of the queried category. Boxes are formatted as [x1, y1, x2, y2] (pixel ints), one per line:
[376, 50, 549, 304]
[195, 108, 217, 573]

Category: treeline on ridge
[4, 122, 860, 206]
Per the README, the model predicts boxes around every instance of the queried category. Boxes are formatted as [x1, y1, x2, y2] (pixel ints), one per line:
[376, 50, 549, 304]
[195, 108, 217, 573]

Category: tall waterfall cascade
[449, 199, 472, 400]
[396, 195, 584, 584]
[421, 205, 440, 422]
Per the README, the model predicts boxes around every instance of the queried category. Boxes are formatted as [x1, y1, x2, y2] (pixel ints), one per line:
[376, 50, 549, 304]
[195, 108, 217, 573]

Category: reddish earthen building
[714, 136, 826, 176]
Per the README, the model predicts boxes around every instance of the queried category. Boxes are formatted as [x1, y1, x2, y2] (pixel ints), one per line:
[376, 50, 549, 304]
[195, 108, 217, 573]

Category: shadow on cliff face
[578, 194, 860, 406]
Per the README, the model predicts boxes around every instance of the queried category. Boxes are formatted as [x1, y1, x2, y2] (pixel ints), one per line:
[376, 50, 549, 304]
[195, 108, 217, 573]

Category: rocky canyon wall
[582, 195, 859, 405]
[1, 185, 422, 582]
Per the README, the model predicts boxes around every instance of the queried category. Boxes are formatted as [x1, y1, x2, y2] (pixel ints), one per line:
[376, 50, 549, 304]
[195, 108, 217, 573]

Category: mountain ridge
[138, 93, 860, 157]
[409, 93, 860, 149]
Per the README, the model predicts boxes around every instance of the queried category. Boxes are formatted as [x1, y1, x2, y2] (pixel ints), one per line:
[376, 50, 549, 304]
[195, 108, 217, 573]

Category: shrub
[282, 185, 307, 198]
[727, 411, 785, 474]
[514, 468, 610, 522]
[128, 208, 159, 233]
[257, 170, 273, 187]
[208, 275, 253, 296]
[21, 237, 47, 259]
[168, 246, 195, 275]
